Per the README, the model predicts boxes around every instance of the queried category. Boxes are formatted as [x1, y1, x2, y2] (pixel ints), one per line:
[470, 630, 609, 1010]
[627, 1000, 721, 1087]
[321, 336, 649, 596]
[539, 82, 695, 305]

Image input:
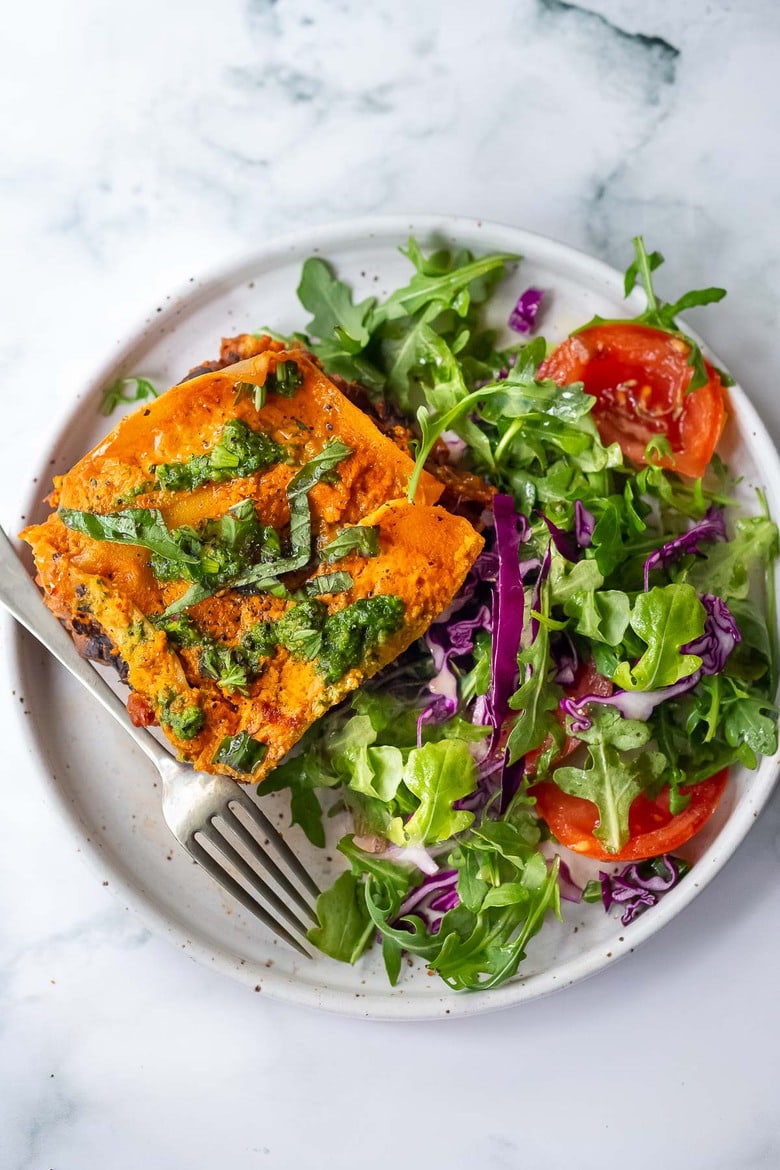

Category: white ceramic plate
[12, 215, 780, 1019]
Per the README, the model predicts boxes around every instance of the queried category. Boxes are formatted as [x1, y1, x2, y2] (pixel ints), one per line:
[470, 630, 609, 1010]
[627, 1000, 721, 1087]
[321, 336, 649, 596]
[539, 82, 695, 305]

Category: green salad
[137, 236, 780, 992]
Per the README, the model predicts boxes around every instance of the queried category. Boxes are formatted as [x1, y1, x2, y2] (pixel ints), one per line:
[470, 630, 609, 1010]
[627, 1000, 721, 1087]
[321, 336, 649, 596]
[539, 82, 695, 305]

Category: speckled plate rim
[9, 214, 780, 1020]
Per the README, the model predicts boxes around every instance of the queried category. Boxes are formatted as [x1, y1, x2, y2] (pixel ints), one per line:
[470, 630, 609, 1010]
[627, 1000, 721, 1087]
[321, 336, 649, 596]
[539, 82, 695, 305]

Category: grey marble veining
[3, 1, 780, 1167]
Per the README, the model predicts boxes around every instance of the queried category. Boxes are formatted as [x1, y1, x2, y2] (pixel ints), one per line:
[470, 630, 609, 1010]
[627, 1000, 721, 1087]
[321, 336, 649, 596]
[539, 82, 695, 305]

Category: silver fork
[0, 525, 319, 958]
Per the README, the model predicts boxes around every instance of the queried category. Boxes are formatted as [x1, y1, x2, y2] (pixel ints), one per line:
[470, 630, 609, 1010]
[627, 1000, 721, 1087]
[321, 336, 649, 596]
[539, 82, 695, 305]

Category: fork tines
[190, 791, 321, 959]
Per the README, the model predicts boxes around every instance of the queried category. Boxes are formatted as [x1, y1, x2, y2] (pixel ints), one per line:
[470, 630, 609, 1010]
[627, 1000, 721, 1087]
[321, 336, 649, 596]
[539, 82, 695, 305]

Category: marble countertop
[3, 1, 780, 1166]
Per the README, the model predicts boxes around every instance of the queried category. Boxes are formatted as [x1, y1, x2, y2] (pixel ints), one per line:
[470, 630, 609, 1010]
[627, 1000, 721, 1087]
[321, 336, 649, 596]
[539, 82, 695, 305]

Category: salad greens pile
[93, 235, 770, 991]
[255, 236, 779, 990]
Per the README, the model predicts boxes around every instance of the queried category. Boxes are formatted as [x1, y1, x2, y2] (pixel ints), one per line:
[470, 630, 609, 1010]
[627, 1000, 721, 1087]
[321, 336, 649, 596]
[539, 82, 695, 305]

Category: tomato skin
[127, 690, 157, 727]
[531, 768, 729, 861]
[539, 323, 726, 479]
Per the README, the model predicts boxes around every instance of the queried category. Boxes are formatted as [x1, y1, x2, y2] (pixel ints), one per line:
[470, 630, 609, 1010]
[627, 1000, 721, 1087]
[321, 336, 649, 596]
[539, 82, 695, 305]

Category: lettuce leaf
[402, 740, 477, 844]
[613, 584, 706, 691]
[553, 707, 667, 853]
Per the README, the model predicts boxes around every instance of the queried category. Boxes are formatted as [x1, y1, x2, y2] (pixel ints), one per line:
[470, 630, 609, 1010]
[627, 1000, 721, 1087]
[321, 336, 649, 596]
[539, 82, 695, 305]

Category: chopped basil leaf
[320, 525, 380, 563]
[233, 359, 304, 412]
[304, 571, 354, 596]
[60, 506, 196, 566]
[213, 731, 268, 774]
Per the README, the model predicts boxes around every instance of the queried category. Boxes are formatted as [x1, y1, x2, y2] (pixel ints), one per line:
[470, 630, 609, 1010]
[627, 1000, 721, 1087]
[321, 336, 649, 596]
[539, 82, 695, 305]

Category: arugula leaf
[549, 556, 605, 604]
[327, 858, 406, 979]
[378, 306, 441, 406]
[404, 324, 496, 473]
[345, 745, 405, 803]
[100, 375, 159, 416]
[481, 354, 593, 425]
[619, 236, 727, 392]
[687, 515, 778, 599]
[553, 707, 666, 853]
[723, 696, 779, 766]
[376, 245, 516, 324]
[362, 847, 561, 991]
[338, 835, 415, 901]
[406, 354, 575, 503]
[297, 258, 377, 352]
[308, 871, 375, 963]
[613, 584, 706, 690]
[401, 740, 477, 844]
[296, 239, 516, 400]
[260, 745, 336, 847]
[564, 588, 631, 646]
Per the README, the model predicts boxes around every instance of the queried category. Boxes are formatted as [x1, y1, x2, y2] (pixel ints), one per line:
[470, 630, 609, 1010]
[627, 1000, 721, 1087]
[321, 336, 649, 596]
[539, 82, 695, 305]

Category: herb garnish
[213, 731, 268, 774]
[295, 241, 517, 396]
[233, 359, 304, 411]
[581, 236, 729, 393]
[100, 376, 160, 416]
[158, 693, 204, 740]
[60, 440, 355, 616]
[320, 525, 380, 563]
[154, 419, 285, 492]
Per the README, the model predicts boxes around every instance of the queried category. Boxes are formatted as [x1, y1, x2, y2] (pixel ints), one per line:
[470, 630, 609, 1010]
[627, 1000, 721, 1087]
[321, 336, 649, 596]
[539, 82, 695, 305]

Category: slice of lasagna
[22, 344, 484, 782]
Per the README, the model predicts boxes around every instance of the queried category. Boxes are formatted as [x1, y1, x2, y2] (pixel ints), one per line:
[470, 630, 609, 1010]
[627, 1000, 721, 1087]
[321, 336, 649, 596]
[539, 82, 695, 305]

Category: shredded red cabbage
[683, 593, 741, 675]
[538, 503, 595, 561]
[561, 594, 740, 731]
[574, 500, 596, 547]
[643, 506, 727, 590]
[397, 869, 459, 934]
[561, 674, 701, 731]
[420, 559, 495, 739]
[555, 856, 583, 904]
[538, 512, 580, 562]
[480, 494, 526, 743]
[508, 287, 544, 334]
[598, 854, 688, 924]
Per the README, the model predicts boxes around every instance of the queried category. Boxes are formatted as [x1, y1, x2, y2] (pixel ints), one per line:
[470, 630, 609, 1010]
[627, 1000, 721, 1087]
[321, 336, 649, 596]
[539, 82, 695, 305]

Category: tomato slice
[531, 768, 729, 861]
[539, 323, 726, 479]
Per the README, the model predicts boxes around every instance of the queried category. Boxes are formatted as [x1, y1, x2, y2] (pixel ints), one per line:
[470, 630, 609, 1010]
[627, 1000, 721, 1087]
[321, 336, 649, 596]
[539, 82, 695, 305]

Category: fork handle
[0, 525, 167, 769]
